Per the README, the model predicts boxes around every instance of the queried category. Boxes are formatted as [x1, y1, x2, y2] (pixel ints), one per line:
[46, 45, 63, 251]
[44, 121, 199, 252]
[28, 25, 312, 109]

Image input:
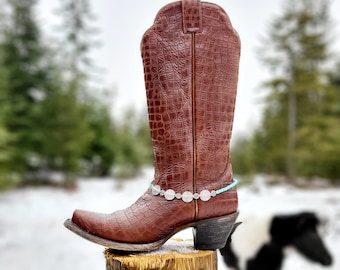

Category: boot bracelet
[150, 178, 238, 203]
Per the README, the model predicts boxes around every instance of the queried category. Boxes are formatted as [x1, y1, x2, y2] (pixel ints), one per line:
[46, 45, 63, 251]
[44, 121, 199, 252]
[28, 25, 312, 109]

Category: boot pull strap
[182, 0, 202, 33]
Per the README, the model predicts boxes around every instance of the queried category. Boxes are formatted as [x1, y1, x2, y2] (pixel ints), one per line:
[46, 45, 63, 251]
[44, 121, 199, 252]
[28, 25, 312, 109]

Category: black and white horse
[220, 212, 332, 270]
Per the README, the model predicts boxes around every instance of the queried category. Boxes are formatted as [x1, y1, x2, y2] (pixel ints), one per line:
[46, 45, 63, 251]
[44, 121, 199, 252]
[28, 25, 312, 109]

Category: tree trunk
[104, 239, 217, 270]
[287, 84, 296, 183]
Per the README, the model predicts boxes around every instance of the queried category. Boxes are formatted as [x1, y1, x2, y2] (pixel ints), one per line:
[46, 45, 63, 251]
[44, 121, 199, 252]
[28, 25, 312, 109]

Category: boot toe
[71, 209, 116, 240]
[72, 209, 96, 234]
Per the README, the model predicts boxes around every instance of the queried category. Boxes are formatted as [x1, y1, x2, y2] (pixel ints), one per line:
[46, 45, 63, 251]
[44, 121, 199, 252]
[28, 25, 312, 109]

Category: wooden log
[104, 239, 217, 270]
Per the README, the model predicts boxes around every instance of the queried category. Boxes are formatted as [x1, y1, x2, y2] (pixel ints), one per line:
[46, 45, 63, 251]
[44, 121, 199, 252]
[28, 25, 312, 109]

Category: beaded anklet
[150, 178, 238, 203]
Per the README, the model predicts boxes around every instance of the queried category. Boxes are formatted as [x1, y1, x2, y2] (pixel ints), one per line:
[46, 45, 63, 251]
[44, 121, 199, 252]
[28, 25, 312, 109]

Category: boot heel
[193, 212, 239, 250]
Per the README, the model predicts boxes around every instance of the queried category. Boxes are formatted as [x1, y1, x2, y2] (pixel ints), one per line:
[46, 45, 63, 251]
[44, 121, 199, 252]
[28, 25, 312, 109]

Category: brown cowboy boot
[64, 0, 240, 252]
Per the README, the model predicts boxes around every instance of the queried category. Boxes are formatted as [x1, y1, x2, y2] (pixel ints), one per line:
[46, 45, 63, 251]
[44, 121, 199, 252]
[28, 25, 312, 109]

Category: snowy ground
[0, 168, 339, 270]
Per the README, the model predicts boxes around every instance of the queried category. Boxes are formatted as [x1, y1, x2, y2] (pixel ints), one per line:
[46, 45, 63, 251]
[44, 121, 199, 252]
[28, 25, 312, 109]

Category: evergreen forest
[231, 0, 340, 183]
[0, 0, 339, 190]
[0, 0, 152, 189]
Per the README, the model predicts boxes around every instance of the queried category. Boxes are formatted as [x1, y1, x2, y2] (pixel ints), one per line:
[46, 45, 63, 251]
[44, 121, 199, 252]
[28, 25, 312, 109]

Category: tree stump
[104, 239, 217, 270]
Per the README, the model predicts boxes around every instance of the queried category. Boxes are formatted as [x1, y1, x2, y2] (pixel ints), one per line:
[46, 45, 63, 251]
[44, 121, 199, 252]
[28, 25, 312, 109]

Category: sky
[38, 0, 340, 137]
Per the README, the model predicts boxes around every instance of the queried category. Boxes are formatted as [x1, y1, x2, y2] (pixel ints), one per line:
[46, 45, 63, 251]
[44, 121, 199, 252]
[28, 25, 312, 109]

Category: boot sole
[64, 211, 238, 252]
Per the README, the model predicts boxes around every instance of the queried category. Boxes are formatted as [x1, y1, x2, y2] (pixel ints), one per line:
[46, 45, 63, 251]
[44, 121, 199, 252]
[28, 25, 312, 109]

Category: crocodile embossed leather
[64, 0, 241, 252]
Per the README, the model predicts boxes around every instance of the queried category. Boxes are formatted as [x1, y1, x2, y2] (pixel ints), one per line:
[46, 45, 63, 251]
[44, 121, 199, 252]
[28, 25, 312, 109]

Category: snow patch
[0, 170, 339, 270]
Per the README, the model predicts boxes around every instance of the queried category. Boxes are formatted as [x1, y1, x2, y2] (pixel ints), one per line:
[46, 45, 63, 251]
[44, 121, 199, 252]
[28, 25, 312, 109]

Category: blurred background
[0, 0, 339, 269]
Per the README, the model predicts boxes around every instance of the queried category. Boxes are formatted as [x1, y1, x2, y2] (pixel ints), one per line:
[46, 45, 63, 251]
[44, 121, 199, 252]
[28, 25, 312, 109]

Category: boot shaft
[141, 0, 240, 192]
[65, 0, 240, 250]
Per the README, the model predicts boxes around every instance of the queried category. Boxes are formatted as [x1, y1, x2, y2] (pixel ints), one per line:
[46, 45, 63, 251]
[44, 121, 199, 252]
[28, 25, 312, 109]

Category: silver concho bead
[164, 189, 175, 201]
[182, 191, 193, 203]
[200, 190, 211, 202]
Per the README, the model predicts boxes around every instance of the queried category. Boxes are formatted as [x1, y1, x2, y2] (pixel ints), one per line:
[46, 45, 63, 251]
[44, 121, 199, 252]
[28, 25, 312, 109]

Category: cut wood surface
[104, 239, 217, 270]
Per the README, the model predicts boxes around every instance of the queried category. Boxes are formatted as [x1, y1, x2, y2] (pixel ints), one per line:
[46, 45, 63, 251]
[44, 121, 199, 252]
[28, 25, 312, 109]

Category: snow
[0, 168, 339, 270]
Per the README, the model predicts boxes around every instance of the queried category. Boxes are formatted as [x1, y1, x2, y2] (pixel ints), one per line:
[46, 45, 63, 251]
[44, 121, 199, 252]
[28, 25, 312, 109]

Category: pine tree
[82, 98, 116, 177]
[52, 0, 115, 183]
[0, 0, 53, 179]
[252, 0, 333, 181]
[57, 0, 96, 89]
[0, 44, 15, 188]
[303, 62, 340, 181]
